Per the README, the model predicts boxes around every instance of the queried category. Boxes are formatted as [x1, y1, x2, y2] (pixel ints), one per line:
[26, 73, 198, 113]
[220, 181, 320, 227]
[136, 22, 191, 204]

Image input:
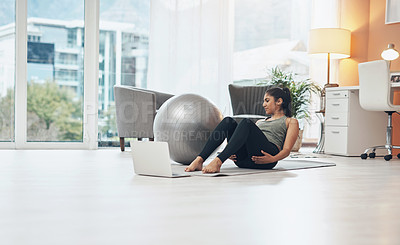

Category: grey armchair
[228, 84, 272, 122]
[114, 85, 174, 151]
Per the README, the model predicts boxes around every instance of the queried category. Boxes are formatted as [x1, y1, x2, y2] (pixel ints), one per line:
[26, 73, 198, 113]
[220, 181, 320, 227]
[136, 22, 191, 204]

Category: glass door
[0, 0, 16, 144]
[9, 0, 99, 149]
[26, 0, 85, 142]
[97, 0, 150, 147]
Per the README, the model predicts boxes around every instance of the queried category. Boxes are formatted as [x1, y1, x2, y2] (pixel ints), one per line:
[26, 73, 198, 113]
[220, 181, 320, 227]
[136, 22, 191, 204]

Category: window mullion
[15, 0, 28, 149]
[83, 0, 100, 149]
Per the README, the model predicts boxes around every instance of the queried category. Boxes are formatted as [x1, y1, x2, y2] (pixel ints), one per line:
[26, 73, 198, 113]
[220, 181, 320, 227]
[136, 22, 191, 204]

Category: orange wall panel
[339, 0, 370, 86]
[368, 0, 400, 71]
[340, 0, 400, 154]
[368, 0, 400, 155]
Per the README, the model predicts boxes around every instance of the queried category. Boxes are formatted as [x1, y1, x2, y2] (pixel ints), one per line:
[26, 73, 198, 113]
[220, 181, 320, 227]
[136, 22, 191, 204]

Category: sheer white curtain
[301, 0, 340, 141]
[147, 0, 234, 114]
[310, 0, 340, 85]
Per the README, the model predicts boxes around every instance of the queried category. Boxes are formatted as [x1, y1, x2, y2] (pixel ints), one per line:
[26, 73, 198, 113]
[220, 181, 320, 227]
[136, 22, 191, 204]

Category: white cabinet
[324, 87, 387, 156]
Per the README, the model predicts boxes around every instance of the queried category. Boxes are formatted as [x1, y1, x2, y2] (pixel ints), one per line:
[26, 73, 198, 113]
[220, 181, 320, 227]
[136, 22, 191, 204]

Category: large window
[26, 0, 85, 142]
[0, 0, 146, 148]
[98, 0, 150, 145]
[0, 0, 16, 142]
[234, 0, 319, 141]
[234, 0, 312, 83]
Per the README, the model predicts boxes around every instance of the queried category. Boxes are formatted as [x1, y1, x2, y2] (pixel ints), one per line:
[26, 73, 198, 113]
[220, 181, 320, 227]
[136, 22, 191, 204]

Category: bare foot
[202, 157, 223, 173]
[185, 156, 204, 172]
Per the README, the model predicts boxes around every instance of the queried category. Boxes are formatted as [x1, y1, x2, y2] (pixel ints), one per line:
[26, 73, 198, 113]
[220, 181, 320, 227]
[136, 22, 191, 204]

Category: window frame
[2, 0, 99, 149]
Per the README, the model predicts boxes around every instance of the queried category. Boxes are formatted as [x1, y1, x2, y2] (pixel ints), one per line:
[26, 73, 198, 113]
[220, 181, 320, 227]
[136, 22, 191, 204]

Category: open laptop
[130, 141, 191, 178]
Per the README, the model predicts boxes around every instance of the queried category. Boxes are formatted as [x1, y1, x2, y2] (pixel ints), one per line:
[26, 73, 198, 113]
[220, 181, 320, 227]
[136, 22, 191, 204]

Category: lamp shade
[381, 43, 399, 61]
[308, 28, 351, 59]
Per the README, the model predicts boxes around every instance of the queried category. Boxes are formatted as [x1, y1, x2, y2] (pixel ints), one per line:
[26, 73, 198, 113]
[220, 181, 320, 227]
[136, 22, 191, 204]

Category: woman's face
[263, 93, 282, 115]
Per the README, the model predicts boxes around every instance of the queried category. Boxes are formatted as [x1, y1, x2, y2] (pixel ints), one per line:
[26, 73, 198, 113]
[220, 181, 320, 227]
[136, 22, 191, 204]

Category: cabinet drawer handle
[332, 93, 341, 96]
[331, 117, 340, 119]
[331, 131, 340, 134]
[331, 103, 340, 106]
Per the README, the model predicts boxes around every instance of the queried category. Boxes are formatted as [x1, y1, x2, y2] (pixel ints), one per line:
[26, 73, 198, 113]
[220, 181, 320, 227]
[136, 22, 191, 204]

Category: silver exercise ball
[153, 94, 223, 165]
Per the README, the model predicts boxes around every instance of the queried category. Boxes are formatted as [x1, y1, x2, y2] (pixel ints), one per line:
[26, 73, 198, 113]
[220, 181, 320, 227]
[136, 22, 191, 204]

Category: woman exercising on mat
[185, 87, 299, 174]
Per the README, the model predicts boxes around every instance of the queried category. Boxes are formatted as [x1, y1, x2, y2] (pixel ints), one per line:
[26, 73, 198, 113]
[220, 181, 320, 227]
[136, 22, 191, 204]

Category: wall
[338, 0, 370, 86]
[339, 0, 400, 155]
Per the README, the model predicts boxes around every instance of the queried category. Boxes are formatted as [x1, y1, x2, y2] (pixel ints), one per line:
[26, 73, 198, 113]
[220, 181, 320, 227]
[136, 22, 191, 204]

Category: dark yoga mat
[171, 159, 336, 177]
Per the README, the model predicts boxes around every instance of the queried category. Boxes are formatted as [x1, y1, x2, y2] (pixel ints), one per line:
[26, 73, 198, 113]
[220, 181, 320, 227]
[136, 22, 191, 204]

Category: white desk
[324, 86, 389, 156]
[330, 83, 400, 88]
[391, 82, 400, 88]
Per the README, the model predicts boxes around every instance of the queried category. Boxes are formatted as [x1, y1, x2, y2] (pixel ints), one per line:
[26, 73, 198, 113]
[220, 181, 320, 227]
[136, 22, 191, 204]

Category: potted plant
[258, 66, 321, 151]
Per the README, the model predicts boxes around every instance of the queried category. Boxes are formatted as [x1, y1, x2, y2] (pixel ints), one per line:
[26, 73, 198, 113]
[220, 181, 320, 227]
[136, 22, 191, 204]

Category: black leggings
[198, 117, 280, 169]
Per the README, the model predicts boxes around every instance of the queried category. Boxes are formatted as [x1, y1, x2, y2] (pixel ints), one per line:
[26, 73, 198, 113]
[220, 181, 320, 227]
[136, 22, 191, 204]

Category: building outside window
[0, 0, 151, 145]
[98, 0, 150, 146]
[0, 0, 15, 142]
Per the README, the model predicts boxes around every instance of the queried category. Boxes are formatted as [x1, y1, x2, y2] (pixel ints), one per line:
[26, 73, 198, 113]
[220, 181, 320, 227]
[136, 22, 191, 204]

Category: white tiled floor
[1, 148, 400, 245]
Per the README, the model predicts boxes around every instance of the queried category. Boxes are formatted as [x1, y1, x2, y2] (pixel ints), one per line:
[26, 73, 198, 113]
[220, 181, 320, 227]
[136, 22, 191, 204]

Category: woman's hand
[229, 155, 237, 162]
[251, 150, 276, 164]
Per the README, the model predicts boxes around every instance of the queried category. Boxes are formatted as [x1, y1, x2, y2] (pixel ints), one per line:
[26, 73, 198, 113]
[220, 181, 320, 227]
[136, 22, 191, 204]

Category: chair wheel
[384, 155, 392, 161]
[369, 153, 376, 158]
[397, 153, 400, 159]
[361, 153, 368, 159]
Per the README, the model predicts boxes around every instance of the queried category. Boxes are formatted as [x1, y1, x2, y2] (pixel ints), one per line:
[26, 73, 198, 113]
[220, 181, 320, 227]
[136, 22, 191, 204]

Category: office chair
[358, 60, 400, 161]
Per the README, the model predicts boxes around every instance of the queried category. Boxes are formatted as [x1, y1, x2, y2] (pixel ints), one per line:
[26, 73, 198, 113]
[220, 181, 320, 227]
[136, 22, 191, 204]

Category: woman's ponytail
[281, 87, 293, 117]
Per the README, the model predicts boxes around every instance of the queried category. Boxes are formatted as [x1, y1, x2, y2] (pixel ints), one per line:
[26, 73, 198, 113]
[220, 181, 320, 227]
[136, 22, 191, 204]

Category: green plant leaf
[258, 66, 322, 121]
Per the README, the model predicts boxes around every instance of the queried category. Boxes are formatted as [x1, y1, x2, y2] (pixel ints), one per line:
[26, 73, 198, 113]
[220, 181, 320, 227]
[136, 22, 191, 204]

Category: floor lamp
[381, 43, 399, 64]
[308, 28, 351, 112]
[308, 28, 351, 154]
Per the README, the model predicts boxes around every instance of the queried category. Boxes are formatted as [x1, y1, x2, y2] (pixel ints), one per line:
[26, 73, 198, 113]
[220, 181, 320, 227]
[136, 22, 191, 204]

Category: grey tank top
[256, 116, 288, 150]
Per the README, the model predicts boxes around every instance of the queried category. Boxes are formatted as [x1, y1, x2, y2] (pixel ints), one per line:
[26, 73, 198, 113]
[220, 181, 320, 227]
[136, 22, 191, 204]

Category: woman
[185, 87, 299, 173]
